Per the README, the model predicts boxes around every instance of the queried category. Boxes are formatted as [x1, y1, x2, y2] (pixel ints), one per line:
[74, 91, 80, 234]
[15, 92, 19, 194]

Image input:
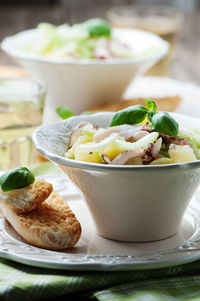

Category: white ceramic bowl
[33, 112, 200, 242]
[1, 28, 168, 122]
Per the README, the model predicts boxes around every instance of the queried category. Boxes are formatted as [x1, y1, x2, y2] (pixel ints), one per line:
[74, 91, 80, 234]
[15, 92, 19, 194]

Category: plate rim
[1, 201, 200, 271]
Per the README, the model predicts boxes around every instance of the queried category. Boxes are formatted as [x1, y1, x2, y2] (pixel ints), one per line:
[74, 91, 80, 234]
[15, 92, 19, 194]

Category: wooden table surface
[0, 4, 200, 84]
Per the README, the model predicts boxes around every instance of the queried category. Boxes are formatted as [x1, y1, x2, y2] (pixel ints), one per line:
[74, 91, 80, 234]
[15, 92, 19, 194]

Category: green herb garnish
[82, 18, 111, 37]
[110, 99, 179, 137]
[0, 167, 35, 192]
[151, 111, 179, 137]
[146, 99, 157, 111]
[81, 111, 97, 115]
[110, 105, 149, 127]
[146, 99, 157, 123]
[56, 107, 74, 120]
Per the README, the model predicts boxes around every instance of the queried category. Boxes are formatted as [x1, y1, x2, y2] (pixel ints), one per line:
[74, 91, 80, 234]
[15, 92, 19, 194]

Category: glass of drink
[107, 5, 183, 76]
[0, 78, 45, 171]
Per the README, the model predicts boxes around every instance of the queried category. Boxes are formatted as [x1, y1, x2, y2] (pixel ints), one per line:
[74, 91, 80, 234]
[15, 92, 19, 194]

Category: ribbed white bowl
[33, 112, 200, 242]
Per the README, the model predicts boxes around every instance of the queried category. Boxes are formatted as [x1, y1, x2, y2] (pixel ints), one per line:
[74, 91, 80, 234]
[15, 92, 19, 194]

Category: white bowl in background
[1, 28, 169, 122]
[33, 112, 200, 242]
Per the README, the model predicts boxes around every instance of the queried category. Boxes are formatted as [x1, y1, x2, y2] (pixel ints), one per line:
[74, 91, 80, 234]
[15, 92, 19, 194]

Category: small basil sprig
[110, 105, 149, 127]
[0, 167, 35, 192]
[146, 99, 157, 111]
[146, 99, 157, 123]
[82, 18, 111, 37]
[151, 111, 179, 137]
[56, 107, 74, 120]
[110, 99, 179, 137]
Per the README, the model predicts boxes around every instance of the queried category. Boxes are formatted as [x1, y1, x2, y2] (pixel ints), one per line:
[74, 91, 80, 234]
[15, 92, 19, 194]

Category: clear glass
[107, 4, 184, 76]
[0, 78, 45, 171]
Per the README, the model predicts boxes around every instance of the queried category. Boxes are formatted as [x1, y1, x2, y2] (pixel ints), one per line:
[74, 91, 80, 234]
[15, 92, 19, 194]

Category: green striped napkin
[1, 258, 200, 301]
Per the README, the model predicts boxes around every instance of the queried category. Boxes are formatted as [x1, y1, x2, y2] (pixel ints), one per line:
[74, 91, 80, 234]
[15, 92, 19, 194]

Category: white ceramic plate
[2, 76, 200, 271]
[1, 175, 200, 271]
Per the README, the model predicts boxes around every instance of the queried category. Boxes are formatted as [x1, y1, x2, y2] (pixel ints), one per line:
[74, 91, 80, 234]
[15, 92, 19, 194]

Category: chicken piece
[142, 138, 162, 164]
[110, 148, 145, 165]
[160, 133, 190, 149]
[134, 131, 149, 141]
[93, 124, 141, 143]
[67, 122, 90, 150]
[151, 138, 163, 158]
[141, 126, 190, 149]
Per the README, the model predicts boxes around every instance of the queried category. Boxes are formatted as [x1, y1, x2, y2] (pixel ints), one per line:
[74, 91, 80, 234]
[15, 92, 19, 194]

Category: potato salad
[64, 100, 199, 165]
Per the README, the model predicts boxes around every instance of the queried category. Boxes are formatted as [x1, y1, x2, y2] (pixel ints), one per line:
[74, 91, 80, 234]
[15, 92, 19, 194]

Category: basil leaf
[82, 18, 111, 37]
[147, 110, 156, 123]
[110, 105, 149, 127]
[146, 99, 157, 111]
[81, 111, 97, 115]
[56, 107, 73, 120]
[0, 167, 35, 192]
[151, 112, 179, 137]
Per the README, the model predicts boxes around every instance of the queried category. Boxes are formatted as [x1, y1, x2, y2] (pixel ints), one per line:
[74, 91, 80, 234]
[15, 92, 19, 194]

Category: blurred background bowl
[1, 27, 168, 122]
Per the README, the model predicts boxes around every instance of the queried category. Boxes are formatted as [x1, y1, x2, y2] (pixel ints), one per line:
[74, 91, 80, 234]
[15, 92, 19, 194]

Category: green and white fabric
[1, 258, 200, 300]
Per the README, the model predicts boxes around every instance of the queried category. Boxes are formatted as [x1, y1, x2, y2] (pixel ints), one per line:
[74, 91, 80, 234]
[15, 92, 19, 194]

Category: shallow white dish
[1, 28, 168, 120]
[1, 188, 200, 271]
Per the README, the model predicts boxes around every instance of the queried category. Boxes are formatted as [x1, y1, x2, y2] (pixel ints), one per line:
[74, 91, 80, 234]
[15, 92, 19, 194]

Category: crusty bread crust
[0, 192, 81, 250]
[87, 96, 181, 113]
[0, 179, 53, 213]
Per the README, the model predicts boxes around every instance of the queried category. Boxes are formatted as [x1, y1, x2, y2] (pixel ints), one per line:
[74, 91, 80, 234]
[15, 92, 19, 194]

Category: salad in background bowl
[25, 19, 134, 60]
[33, 102, 200, 243]
[1, 18, 169, 121]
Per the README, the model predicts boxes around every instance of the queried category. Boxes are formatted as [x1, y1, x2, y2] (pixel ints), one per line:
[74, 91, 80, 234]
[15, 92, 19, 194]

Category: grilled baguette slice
[0, 179, 53, 213]
[0, 191, 81, 250]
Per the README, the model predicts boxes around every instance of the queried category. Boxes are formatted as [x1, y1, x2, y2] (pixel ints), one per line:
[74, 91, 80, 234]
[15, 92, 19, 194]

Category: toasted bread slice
[0, 179, 53, 213]
[87, 96, 181, 113]
[0, 192, 81, 250]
